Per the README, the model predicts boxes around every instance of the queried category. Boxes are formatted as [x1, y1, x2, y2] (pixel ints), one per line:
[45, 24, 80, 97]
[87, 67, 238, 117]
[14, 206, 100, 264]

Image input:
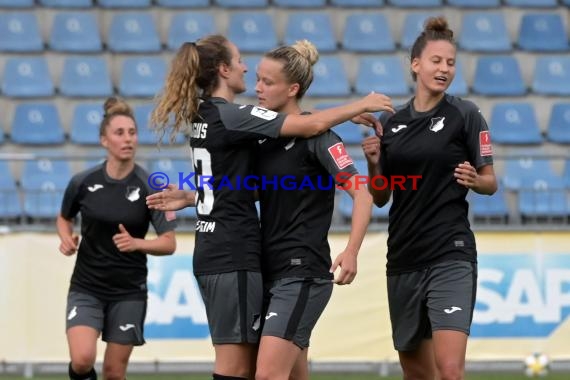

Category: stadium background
[0, 0, 569, 378]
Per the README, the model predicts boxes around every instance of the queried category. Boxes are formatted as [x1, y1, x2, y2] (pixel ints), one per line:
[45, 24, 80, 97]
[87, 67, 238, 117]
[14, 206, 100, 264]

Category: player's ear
[288, 83, 300, 98]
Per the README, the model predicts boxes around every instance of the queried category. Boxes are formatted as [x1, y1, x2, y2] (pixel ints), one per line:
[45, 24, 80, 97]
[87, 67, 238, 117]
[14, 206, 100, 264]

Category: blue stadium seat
[546, 103, 570, 144]
[70, 103, 104, 145]
[518, 13, 568, 52]
[0, 0, 33, 7]
[564, 160, 570, 188]
[98, 0, 151, 7]
[108, 13, 161, 53]
[22, 159, 70, 220]
[532, 56, 570, 96]
[0, 162, 21, 220]
[11, 103, 65, 145]
[388, 0, 441, 7]
[242, 55, 262, 97]
[342, 13, 395, 52]
[504, 0, 557, 7]
[489, 102, 542, 145]
[518, 177, 567, 220]
[39, 0, 92, 7]
[228, 12, 277, 53]
[331, 0, 383, 5]
[0, 12, 42, 52]
[305, 56, 350, 97]
[167, 12, 215, 50]
[446, 59, 468, 96]
[157, 0, 209, 6]
[459, 12, 511, 52]
[2, 57, 54, 97]
[119, 57, 166, 98]
[561, 0, 570, 5]
[469, 187, 509, 222]
[354, 56, 409, 97]
[502, 158, 558, 190]
[401, 13, 437, 50]
[273, 0, 325, 7]
[49, 12, 101, 52]
[447, 0, 499, 7]
[284, 13, 337, 52]
[215, 0, 267, 7]
[472, 56, 526, 96]
[60, 57, 113, 97]
[149, 158, 194, 192]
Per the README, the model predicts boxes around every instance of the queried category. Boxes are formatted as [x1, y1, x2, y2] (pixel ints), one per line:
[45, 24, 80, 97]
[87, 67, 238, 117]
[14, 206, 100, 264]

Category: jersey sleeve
[60, 174, 83, 219]
[217, 103, 286, 141]
[149, 208, 177, 235]
[462, 101, 494, 169]
[308, 131, 358, 183]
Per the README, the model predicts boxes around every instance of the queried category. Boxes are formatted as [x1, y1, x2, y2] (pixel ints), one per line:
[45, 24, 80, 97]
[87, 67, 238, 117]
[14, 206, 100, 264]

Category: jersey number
[191, 147, 214, 215]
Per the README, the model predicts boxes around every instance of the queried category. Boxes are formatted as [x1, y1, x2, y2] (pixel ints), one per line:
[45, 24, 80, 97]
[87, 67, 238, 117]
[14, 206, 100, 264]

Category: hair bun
[424, 16, 453, 38]
[103, 97, 133, 117]
[291, 39, 319, 66]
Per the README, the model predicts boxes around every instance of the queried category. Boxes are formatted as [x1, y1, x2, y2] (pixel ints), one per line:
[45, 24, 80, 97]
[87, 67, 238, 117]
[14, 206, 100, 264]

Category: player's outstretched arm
[146, 184, 196, 211]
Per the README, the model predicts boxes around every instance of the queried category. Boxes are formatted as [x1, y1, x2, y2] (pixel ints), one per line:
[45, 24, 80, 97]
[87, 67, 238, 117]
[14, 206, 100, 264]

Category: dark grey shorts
[387, 260, 477, 352]
[66, 291, 146, 346]
[261, 277, 333, 349]
[196, 270, 263, 344]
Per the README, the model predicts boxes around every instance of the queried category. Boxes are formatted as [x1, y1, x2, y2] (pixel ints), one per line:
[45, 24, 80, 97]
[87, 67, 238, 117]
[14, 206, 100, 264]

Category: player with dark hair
[362, 17, 497, 380]
[57, 97, 177, 380]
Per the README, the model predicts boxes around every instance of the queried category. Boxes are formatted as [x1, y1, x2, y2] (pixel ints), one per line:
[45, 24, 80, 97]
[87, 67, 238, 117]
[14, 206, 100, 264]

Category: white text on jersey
[196, 221, 216, 232]
[190, 123, 208, 139]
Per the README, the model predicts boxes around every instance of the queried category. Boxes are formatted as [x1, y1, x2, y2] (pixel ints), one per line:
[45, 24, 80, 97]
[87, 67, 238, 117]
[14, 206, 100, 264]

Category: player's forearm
[471, 173, 497, 195]
[56, 214, 74, 240]
[345, 187, 373, 254]
[136, 231, 176, 256]
[366, 161, 391, 207]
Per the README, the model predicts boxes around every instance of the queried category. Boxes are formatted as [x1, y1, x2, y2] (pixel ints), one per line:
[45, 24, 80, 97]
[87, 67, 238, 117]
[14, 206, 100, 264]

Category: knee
[437, 362, 464, 380]
[255, 370, 273, 380]
[102, 363, 126, 380]
[70, 356, 95, 374]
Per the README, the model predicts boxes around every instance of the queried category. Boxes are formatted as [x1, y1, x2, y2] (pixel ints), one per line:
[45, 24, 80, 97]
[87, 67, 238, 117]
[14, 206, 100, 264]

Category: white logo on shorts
[265, 312, 278, 320]
[67, 306, 77, 320]
[119, 323, 135, 331]
[444, 306, 462, 314]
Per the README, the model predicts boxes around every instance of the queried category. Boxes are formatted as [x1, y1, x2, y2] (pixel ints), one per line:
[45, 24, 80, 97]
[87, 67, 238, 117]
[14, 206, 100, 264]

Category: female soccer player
[57, 97, 177, 380]
[253, 40, 373, 380]
[362, 17, 497, 380]
[149, 35, 393, 380]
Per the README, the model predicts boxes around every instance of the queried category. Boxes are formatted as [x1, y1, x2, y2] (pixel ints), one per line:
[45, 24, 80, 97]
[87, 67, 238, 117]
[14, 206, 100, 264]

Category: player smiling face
[412, 39, 456, 96]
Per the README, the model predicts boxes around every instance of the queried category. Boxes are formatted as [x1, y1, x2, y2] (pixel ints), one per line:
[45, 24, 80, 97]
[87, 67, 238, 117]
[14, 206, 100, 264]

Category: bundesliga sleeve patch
[165, 210, 176, 221]
[479, 131, 493, 156]
[328, 142, 353, 169]
[250, 106, 278, 121]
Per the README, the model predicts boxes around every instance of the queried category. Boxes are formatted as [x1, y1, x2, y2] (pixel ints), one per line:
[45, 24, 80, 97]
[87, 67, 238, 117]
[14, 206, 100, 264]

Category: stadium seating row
[2, 101, 570, 146]
[1, 0, 569, 9]
[1, 11, 568, 53]
[1, 54, 569, 99]
[2, 157, 570, 221]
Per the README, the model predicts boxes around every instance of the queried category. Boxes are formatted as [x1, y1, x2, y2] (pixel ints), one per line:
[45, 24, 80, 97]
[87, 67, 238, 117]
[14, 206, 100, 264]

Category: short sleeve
[150, 208, 177, 235]
[463, 102, 494, 169]
[218, 103, 286, 140]
[60, 175, 82, 219]
[308, 131, 358, 183]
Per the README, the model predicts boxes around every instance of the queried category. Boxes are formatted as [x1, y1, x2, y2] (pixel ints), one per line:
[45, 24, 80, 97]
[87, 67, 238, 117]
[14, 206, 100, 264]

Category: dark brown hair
[100, 97, 135, 136]
[410, 16, 455, 82]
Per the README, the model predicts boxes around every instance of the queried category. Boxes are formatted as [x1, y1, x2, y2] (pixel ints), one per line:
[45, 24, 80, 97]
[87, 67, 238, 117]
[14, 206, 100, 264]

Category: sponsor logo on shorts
[67, 306, 77, 320]
[119, 323, 135, 331]
[265, 312, 278, 320]
[444, 306, 462, 314]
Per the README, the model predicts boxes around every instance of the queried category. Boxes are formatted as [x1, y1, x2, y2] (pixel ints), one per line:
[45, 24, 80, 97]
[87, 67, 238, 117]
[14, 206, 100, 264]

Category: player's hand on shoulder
[361, 92, 395, 114]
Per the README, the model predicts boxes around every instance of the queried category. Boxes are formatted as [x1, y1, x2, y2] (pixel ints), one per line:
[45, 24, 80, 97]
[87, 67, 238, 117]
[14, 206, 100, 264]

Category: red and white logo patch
[165, 210, 177, 221]
[328, 142, 353, 169]
[479, 131, 493, 157]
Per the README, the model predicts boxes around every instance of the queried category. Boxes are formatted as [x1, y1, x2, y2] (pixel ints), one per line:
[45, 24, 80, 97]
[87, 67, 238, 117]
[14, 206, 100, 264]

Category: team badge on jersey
[479, 131, 493, 156]
[328, 142, 353, 169]
[126, 186, 140, 202]
[250, 106, 278, 121]
[428, 117, 446, 132]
